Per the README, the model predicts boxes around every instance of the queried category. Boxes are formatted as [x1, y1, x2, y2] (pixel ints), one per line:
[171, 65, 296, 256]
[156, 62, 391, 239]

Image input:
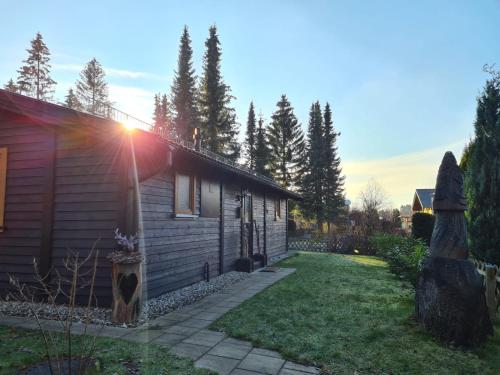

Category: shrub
[411, 212, 435, 245]
[371, 234, 428, 287]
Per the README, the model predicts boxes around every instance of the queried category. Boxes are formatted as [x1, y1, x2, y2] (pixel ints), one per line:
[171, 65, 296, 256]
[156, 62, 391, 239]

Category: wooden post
[485, 265, 497, 321]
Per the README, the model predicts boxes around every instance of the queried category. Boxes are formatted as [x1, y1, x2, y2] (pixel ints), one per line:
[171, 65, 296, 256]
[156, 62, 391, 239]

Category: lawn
[0, 325, 209, 375]
[210, 252, 500, 375]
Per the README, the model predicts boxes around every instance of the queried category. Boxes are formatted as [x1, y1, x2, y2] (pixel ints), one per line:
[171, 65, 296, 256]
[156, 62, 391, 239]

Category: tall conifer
[322, 102, 345, 227]
[254, 115, 270, 176]
[464, 70, 500, 264]
[76, 58, 111, 115]
[16, 32, 56, 100]
[171, 26, 199, 140]
[4, 79, 18, 93]
[198, 25, 239, 161]
[301, 102, 325, 223]
[267, 95, 305, 189]
[245, 102, 257, 169]
[64, 88, 82, 110]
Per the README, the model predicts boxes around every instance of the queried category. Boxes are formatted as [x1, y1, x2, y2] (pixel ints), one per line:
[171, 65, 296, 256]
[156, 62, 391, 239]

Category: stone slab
[238, 353, 285, 375]
[195, 354, 239, 375]
[208, 341, 252, 360]
[171, 342, 211, 360]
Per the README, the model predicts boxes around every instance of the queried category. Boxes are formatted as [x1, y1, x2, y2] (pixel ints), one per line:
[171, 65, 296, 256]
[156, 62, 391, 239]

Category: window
[201, 179, 220, 218]
[274, 198, 281, 220]
[175, 173, 195, 215]
[0, 148, 7, 232]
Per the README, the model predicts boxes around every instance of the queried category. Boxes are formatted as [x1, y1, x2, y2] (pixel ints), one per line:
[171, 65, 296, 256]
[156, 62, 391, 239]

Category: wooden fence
[471, 259, 500, 319]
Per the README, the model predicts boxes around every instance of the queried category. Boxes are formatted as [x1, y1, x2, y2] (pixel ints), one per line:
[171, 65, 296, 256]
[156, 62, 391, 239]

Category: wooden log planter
[110, 253, 143, 323]
[108, 229, 143, 324]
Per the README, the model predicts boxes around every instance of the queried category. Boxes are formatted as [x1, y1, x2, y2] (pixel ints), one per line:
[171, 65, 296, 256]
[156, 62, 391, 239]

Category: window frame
[274, 198, 281, 221]
[175, 172, 196, 216]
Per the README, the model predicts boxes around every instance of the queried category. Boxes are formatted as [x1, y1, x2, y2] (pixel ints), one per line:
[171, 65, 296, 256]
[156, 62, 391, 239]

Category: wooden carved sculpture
[415, 152, 493, 346]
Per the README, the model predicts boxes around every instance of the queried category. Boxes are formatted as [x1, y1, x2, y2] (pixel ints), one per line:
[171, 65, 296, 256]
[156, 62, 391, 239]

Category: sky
[1, 0, 499, 207]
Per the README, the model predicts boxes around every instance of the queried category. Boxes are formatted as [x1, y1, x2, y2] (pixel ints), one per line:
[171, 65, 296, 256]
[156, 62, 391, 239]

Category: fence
[289, 238, 329, 252]
[471, 259, 500, 318]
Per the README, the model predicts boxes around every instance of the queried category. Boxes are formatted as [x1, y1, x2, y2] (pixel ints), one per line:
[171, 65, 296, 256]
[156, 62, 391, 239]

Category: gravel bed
[0, 271, 250, 328]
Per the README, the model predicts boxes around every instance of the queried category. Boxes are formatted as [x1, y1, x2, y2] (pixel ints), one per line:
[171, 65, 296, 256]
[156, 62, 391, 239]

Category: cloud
[343, 140, 467, 208]
[52, 63, 165, 81]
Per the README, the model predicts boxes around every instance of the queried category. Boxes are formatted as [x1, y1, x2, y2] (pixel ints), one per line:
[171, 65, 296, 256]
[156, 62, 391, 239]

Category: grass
[210, 252, 500, 375]
[0, 325, 210, 375]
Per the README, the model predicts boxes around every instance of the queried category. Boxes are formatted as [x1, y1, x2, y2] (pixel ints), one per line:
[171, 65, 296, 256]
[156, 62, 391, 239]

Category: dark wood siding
[51, 129, 123, 304]
[265, 194, 287, 258]
[140, 170, 221, 298]
[223, 182, 241, 273]
[0, 111, 52, 290]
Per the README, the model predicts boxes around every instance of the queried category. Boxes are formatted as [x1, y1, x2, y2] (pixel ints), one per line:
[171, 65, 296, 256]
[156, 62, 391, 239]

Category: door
[243, 192, 253, 257]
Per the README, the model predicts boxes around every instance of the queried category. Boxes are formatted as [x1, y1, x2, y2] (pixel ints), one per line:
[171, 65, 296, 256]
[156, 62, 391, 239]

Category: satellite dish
[344, 199, 351, 206]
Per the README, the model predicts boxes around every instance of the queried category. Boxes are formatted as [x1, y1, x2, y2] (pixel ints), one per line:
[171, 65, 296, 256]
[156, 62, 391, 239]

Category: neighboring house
[0, 90, 301, 305]
[399, 204, 412, 232]
[412, 189, 435, 215]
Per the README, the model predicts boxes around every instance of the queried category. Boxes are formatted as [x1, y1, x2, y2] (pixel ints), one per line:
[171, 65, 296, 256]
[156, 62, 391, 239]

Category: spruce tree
[254, 115, 270, 176]
[301, 102, 325, 223]
[64, 88, 82, 110]
[152, 93, 162, 132]
[245, 102, 257, 169]
[198, 25, 240, 161]
[464, 72, 500, 264]
[267, 95, 305, 189]
[322, 102, 345, 227]
[4, 79, 18, 93]
[76, 58, 111, 115]
[16, 32, 56, 100]
[171, 26, 199, 140]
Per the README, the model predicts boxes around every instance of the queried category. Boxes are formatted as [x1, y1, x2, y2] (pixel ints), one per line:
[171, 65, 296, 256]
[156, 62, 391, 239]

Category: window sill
[173, 213, 199, 220]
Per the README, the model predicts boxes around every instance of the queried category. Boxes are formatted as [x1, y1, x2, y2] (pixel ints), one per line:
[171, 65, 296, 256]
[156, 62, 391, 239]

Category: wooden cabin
[0, 90, 301, 305]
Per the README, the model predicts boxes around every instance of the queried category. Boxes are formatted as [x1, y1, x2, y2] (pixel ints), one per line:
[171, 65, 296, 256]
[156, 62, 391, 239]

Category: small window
[175, 173, 195, 215]
[201, 179, 220, 218]
[274, 198, 281, 220]
[0, 148, 7, 232]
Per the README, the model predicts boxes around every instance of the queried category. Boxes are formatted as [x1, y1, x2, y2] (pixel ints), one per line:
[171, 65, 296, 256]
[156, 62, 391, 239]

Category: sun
[122, 119, 137, 132]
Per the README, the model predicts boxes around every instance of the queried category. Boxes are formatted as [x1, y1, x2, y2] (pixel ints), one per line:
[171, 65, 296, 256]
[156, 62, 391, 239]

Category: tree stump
[415, 152, 493, 346]
[111, 260, 142, 323]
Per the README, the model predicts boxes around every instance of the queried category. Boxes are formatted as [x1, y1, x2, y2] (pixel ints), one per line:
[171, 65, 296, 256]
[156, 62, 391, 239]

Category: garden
[211, 252, 500, 374]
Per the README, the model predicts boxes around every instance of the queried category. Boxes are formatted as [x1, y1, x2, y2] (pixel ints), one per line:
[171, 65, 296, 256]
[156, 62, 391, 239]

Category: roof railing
[94, 100, 279, 186]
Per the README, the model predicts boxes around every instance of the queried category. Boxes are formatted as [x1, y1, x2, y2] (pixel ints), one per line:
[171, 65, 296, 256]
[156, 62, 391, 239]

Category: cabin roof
[0, 89, 301, 200]
[413, 188, 435, 210]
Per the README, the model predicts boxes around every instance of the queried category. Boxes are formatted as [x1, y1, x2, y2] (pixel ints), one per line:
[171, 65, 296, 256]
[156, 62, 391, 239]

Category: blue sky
[1, 0, 499, 206]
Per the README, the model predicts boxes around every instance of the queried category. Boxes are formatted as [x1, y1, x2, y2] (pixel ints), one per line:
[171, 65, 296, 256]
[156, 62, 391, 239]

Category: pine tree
[464, 71, 500, 264]
[267, 95, 305, 189]
[245, 102, 257, 169]
[64, 87, 82, 110]
[76, 58, 111, 115]
[171, 26, 199, 140]
[161, 94, 172, 134]
[301, 102, 325, 223]
[16, 32, 56, 100]
[322, 102, 345, 227]
[254, 114, 270, 176]
[4, 79, 18, 93]
[152, 93, 162, 132]
[198, 25, 240, 161]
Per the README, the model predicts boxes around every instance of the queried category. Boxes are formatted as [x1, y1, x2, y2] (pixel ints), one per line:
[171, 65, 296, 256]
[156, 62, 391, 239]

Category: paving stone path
[1, 267, 319, 375]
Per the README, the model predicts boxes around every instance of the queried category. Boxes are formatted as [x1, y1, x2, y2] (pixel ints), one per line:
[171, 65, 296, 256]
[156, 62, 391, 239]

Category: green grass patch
[0, 325, 210, 374]
[210, 252, 500, 375]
